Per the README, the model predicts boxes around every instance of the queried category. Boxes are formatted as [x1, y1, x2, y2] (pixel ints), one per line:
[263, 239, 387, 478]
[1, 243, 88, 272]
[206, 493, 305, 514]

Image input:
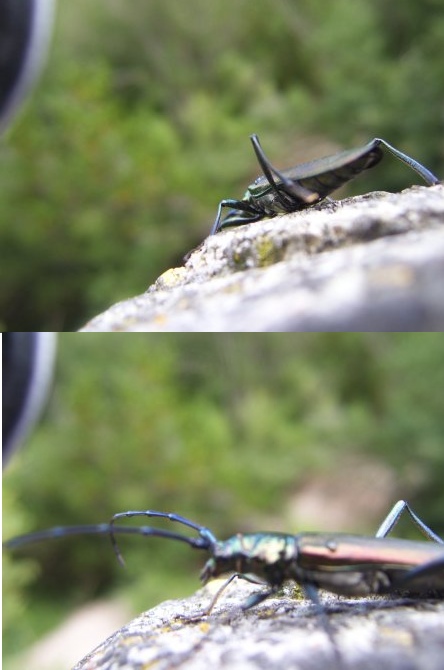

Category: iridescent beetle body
[210, 136, 440, 235]
[199, 529, 444, 610]
[5, 501, 444, 613]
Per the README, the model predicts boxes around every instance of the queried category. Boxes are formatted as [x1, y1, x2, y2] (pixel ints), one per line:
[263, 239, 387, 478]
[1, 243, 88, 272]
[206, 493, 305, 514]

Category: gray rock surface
[81, 185, 444, 332]
[73, 579, 444, 670]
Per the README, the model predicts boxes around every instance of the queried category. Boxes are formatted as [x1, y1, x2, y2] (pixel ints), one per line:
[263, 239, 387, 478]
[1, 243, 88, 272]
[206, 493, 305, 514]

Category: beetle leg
[211, 199, 263, 235]
[204, 572, 270, 614]
[375, 500, 443, 544]
[241, 585, 280, 610]
[385, 556, 444, 596]
[371, 139, 440, 185]
[301, 581, 342, 666]
[211, 200, 235, 235]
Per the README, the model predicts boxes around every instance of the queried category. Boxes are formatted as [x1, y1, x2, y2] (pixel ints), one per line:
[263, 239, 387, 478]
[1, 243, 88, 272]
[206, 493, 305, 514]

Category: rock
[81, 185, 444, 332]
[73, 580, 444, 670]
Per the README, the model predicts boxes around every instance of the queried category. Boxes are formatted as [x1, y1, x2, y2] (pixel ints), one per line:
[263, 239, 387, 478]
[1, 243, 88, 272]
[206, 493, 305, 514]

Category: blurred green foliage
[0, 0, 443, 329]
[3, 333, 444, 659]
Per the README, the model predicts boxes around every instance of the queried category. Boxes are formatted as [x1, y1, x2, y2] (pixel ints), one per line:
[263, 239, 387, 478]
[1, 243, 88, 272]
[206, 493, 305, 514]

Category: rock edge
[81, 185, 444, 332]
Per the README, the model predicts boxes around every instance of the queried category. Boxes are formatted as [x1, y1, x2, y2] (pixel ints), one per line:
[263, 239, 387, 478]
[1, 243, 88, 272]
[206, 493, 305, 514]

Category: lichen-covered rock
[73, 579, 444, 670]
[81, 185, 444, 332]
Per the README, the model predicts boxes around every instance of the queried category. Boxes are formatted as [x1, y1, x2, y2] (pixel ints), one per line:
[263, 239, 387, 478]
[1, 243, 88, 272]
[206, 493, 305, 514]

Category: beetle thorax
[200, 532, 298, 586]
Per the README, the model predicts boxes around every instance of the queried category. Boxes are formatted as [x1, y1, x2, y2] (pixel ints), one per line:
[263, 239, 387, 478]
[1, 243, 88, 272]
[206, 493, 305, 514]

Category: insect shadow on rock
[210, 135, 440, 235]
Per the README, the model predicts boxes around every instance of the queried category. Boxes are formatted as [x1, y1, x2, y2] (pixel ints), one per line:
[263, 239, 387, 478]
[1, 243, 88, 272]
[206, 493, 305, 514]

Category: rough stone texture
[81, 184, 444, 332]
[73, 580, 444, 670]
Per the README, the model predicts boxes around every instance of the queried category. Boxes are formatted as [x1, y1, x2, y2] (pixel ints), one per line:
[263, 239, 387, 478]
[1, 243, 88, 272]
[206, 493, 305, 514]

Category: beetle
[210, 135, 440, 235]
[4, 500, 444, 614]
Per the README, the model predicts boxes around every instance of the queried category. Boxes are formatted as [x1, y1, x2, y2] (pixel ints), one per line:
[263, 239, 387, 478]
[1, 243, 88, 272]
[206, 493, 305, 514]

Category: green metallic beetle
[210, 135, 440, 235]
[5, 500, 444, 613]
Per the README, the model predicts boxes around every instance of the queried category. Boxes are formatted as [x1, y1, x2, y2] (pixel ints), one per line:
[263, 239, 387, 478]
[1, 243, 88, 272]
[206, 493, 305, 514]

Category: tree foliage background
[0, 0, 443, 330]
[3, 333, 444, 665]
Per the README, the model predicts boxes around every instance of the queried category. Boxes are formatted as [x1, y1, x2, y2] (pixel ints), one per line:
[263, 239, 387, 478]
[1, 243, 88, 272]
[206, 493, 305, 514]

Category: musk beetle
[5, 500, 444, 614]
[210, 135, 440, 235]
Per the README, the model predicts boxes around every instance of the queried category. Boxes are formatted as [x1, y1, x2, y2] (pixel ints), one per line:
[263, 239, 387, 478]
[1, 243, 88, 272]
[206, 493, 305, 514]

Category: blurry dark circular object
[2, 332, 56, 468]
[0, 0, 54, 134]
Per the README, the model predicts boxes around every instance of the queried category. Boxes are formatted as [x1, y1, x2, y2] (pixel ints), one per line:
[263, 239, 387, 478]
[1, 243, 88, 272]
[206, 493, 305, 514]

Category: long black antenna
[4, 512, 218, 567]
[4, 524, 157, 548]
[109, 510, 217, 566]
[250, 134, 318, 206]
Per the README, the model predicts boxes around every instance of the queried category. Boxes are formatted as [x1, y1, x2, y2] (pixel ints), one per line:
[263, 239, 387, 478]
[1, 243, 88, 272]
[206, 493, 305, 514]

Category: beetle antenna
[4, 514, 218, 568]
[3, 523, 212, 549]
[110, 510, 218, 566]
[250, 134, 318, 205]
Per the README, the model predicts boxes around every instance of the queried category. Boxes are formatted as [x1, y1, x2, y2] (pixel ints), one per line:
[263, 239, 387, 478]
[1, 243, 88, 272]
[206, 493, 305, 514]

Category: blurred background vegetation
[0, 0, 443, 330]
[3, 333, 444, 667]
